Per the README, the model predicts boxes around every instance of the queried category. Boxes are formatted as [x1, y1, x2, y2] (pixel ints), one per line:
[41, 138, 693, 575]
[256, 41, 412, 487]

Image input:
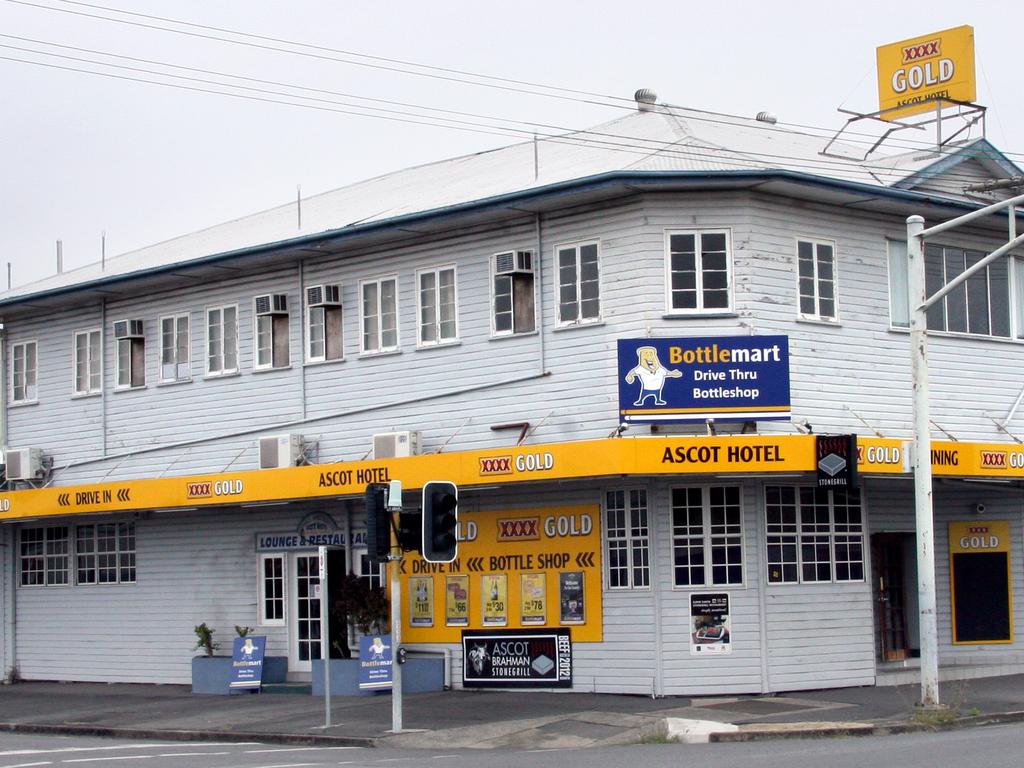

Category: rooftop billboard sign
[876, 25, 976, 119]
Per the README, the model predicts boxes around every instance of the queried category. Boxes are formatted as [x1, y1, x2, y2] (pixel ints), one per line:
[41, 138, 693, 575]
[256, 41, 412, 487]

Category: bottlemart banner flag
[617, 336, 791, 424]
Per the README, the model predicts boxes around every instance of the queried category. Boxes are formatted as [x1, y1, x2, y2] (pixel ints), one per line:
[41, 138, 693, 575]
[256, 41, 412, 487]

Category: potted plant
[191, 622, 232, 694]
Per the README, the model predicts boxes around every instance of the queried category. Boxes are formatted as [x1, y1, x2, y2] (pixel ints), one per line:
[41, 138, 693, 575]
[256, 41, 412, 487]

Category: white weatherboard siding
[11, 190, 1022, 489]
[1, 524, 10, 679]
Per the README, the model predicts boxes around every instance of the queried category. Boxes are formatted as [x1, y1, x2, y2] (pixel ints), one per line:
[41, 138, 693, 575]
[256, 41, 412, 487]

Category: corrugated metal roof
[5, 104, 1016, 302]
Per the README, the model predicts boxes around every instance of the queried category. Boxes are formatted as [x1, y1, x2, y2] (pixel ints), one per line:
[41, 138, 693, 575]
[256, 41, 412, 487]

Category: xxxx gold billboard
[877, 25, 976, 119]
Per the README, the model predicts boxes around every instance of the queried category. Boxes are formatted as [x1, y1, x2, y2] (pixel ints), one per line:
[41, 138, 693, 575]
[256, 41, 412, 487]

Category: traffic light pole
[390, 550, 403, 733]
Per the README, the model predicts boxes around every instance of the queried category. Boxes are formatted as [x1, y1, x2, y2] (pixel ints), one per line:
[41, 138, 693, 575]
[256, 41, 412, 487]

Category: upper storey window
[254, 294, 290, 370]
[206, 305, 238, 375]
[491, 250, 536, 336]
[305, 283, 343, 363]
[113, 319, 146, 389]
[417, 266, 458, 346]
[11, 340, 37, 403]
[73, 329, 101, 395]
[556, 241, 600, 325]
[665, 230, 732, 313]
[361, 276, 399, 354]
[160, 314, 191, 382]
[889, 241, 1017, 338]
[796, 239, 838, 322]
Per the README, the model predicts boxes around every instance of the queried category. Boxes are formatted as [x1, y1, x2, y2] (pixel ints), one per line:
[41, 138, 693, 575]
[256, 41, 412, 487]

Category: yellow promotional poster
[409, 576, 434, 627]
[445, 575, 469, 626]
[399, 504, 603, 643]
[482, 574, 508, 626]
[520, 572, 547, 625]
[876, 26, 976, 119]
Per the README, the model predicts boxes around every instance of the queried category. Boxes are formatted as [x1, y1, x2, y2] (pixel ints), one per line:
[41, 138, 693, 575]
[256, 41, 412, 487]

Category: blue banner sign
[617, 336, 791, 423]
[359, 635, 393, 690]
[229, 635, 266, 693]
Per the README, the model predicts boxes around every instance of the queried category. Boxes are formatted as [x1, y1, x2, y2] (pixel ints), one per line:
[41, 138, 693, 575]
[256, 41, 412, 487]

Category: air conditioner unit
[6, 447, 43, 481]
[372, 431, 421, 459]
[494, 250, 534, 275]
[113, 319, 144, 339]
[255, 294, 288, 316]
[306, 284, 341, 307]
[259, 434, 303, 469]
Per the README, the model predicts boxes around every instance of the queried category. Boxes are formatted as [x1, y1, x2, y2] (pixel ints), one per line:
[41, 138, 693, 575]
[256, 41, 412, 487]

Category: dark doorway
[872, 534, 910, 661]
[326, 549, 351, 659]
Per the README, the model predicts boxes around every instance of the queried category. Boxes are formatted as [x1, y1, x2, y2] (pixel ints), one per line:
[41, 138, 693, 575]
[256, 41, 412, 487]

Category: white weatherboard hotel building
[2, 89, 1024, 695]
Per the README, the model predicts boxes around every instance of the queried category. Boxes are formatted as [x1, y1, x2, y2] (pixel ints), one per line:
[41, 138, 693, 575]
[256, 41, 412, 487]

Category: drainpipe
[0, 325, 13, 683]
[534, 213, 546, 374]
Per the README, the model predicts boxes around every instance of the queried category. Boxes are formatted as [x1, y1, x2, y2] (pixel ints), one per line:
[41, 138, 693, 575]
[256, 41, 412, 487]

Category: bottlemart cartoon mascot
[625, 345, 682, 406]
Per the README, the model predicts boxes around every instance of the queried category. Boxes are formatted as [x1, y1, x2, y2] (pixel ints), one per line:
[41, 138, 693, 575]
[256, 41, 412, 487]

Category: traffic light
[422, 480, 458, 563]
[365, 483, 390, 566]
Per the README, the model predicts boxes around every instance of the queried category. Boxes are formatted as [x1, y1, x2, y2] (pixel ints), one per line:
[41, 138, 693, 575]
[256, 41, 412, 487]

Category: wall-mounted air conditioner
[494, 250, 534, 276]
[306, 284, 341, 307]
[6, 447, 43, 481]
[254, 294, 288, 316]
[259, 434, 303, 469]
[372, 431, 421, 459]
[113, 319, 144, 339]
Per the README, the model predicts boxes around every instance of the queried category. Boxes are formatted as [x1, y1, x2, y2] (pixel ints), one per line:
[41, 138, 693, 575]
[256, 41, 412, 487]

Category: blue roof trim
[0, 168, 1012, 310]
[894, 139, 1023, 190]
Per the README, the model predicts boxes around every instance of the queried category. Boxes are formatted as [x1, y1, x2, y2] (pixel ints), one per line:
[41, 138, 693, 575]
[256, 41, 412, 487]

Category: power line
[1, 41, 1013, 188]
[6, 0, 1021, 163]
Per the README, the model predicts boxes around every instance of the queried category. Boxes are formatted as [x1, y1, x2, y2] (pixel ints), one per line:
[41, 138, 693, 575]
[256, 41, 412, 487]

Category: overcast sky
[2, 0, 1021, 289]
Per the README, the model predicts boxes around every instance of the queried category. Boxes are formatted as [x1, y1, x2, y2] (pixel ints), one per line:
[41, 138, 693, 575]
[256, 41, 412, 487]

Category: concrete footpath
[1, 675, 1023, 749]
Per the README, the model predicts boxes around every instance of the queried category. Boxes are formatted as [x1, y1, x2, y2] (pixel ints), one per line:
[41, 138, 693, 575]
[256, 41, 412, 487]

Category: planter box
[191, 655, 288, 695]
[311, 657, 444, 696]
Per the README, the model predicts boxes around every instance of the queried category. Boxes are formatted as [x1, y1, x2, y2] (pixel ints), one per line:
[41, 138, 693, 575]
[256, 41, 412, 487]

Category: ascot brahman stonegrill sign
[876, 25, 976, 119]
[617, 336, 791, 423]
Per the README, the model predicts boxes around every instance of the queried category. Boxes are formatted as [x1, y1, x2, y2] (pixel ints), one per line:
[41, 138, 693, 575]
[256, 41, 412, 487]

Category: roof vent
[634, 88, 658, 111]
[755, 111, 778, 125]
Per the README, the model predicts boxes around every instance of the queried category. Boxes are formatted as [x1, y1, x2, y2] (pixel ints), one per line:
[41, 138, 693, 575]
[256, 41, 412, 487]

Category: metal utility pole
[906, 192, 1024, 707]
[390, 550, 403, 733]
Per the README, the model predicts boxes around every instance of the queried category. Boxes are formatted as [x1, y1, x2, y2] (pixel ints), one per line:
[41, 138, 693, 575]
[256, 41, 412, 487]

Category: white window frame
[253, 298, 290, 371]
[206, 304, 239, 376]
[356, 548, 386, 590]
[360, 275, 399, 354]
[305, 293, 344, 364]
[490, 251, 537, 337]
[603, 488, 650, 590]
[888, 239, 1021, 340]
[555, 240, 601, 326]
[664, 229, 733, 315]
[795, 237, 839, 322]
[670, 485, 745, 588]
[72, 329, 102, 396]
[10, 339, 38, 404]
[159, 314, 191, 382]
[258, 553, 286, 626]
[764, 485, 865, 585]
[19, 525, 70, 587]
[416, 265, 459, 347]
[75, 521, 136, 585]
[115, 327, 146, 391]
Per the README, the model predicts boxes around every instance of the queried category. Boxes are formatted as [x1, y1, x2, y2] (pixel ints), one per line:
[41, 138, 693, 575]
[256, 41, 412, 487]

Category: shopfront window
[765, 486, 864, 583]
[604, 488, 649, 589]
[671, 486, 743, 587]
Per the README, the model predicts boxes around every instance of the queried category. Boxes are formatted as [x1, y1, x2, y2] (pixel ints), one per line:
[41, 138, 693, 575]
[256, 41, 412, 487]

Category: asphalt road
[2, 725, 1024, 768]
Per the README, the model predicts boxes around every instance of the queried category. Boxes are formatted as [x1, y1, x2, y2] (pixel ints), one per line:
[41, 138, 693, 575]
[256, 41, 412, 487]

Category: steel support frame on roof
[821, 98, 986, 160]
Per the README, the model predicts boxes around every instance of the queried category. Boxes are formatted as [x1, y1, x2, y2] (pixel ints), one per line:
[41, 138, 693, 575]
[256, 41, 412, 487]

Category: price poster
[559, 571, 585, 624]
[446, 575, 470, 626]
[520, 572, 547, 625]
[482, 573, 508, 626]
[409, 576, 434, 627]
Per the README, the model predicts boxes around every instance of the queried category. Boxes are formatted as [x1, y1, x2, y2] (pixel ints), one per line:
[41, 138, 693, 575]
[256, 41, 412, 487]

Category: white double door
[287, 550, 348, 674]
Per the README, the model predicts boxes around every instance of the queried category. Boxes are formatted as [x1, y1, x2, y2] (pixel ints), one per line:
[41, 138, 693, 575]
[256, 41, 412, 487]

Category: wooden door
[872, 534, 909, 661]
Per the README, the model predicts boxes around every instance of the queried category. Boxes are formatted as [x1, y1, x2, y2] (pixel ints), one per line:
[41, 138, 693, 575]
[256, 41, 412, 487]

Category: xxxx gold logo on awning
[980, 451, 1008, 469]
[497, 517, 540, 541]
[187, 481, 213, 498]
[479, 456, 513, 475]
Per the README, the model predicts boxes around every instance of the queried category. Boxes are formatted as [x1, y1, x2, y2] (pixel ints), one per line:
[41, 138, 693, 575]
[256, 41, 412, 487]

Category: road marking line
[243, 747, 362, 753]
[0, 746, 163, 757]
